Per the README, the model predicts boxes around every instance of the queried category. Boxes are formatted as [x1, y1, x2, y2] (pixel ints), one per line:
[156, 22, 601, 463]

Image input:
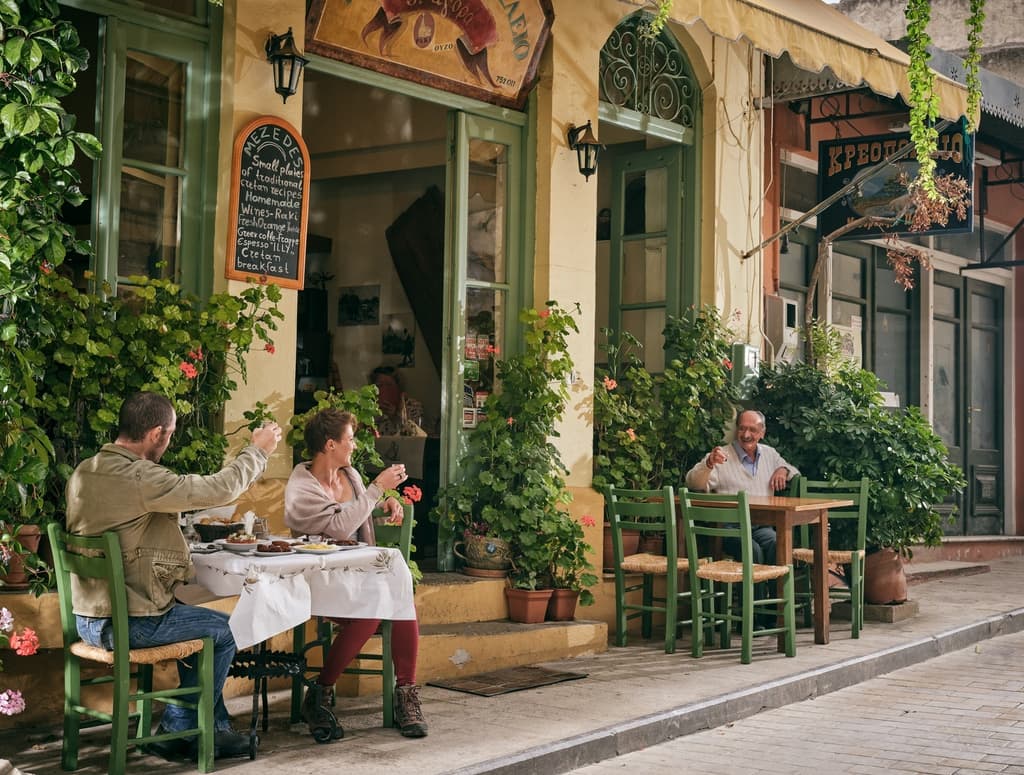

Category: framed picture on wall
[337, 284, 380, 326]
[382, 313, 415, 367]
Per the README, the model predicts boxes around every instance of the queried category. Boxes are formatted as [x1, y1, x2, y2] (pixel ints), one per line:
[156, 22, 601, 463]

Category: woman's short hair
[118, 392, 175, 442]
[305, 408, 357, 455]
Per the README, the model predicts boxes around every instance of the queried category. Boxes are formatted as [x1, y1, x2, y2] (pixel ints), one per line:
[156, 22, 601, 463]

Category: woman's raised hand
[374, 463, 407, 491]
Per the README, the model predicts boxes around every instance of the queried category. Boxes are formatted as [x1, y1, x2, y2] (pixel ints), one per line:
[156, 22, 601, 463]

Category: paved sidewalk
[569, 628, 1024, 773]
[7, 557, 1024, 775]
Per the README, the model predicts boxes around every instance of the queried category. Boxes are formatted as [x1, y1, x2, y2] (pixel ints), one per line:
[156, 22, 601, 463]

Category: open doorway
[299, 71, 447, 568]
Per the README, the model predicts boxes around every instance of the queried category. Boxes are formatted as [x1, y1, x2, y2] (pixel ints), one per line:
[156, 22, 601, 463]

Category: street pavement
[5, 557, 1024, 775]
[569, 628, 1024, 774]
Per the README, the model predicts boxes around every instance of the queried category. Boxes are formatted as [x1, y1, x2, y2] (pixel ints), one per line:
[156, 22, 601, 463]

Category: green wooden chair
[289, 503, 415, 730]
[679, 489, 796, 664]
[602, 485, 703, 655]
[48, 523, 216, 774]
[792, 477, 870, 638]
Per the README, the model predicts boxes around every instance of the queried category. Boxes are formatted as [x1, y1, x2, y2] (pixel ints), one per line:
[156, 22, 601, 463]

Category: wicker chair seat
[70, 639, 206, 666]
[619, 553, 703, 574]
[696, 559, 790, 584]
[791, 547, 865, 565]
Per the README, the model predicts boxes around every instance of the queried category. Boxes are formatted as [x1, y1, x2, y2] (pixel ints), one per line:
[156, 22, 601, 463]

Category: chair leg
[381, 622, 395, 728]
[740, 582, 754, 665]
[663, 573, 677, 655]
[720, 582, 733, 650]
[109, 662, 131, 775]
[614, 570, 628, 647]
[850, 556, 864, 639]
[196, 639, 215, 774]
[137, 664, 154, 741]
[783, 571, 796, 658]
[641, 574, 654, 640]
[62, 654, 82, 771]
[690, 580, 704, 659]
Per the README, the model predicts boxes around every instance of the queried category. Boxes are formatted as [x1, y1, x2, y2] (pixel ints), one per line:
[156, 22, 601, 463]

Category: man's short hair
[118, 392, 174, 442]
[305, 408, 356, 456]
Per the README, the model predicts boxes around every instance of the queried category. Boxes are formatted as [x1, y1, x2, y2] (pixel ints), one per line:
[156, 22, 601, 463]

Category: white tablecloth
[191, 546, 416, 649]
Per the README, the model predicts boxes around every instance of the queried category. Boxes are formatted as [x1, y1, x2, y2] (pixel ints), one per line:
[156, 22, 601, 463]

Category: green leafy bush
[435, 302, 595, 597]
[752, 325, 965, 556]
[593, 305, 739, 492]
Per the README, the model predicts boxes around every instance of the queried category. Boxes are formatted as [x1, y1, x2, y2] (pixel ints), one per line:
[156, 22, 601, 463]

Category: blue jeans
[76, 604, 236, 733]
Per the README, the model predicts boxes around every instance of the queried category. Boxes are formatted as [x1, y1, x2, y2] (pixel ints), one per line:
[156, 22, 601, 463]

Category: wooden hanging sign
[306, 0, 554, 110]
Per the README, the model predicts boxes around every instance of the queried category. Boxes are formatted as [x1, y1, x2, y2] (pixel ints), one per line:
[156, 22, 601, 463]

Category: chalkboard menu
[225, 116, 310, 289]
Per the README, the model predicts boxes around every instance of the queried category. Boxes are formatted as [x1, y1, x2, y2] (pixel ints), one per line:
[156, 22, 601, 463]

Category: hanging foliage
[905, 0, 986, 198]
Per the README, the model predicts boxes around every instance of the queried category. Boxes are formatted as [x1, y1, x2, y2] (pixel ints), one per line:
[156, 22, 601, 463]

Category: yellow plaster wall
[214, 0, 307, 482]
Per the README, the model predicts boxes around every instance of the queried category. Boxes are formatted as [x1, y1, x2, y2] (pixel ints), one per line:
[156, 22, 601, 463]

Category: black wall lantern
[567, 121, 601, 181]
[266, 27, 309, 104]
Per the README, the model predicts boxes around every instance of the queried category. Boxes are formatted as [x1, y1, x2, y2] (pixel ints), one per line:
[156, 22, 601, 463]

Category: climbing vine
[905, 0, 986, 198]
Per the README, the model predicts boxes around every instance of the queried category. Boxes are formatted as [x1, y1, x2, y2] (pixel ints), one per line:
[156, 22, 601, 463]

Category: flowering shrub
[0, 607, 39, 716]
[11, 272, 283, 523]
[436, 302, 596, 597]
[594, 305, 740, 492]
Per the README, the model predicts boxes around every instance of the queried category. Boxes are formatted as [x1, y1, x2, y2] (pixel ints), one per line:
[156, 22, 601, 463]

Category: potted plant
[434, 302, 594, 621]
[546, 514, 598, 620]
[753, 323, 966, 603]
[593, 307, 739, 566]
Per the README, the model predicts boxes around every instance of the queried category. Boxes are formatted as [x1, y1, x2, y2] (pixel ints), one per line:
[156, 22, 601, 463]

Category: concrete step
[414, 571, 509, 626]
[905, 560, 991, 585]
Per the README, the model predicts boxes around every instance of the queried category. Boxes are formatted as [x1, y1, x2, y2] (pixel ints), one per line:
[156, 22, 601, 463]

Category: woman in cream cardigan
[284, 407, 427, 740]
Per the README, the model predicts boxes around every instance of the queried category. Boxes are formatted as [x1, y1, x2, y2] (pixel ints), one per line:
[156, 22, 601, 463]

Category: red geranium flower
[401, 485, 423, 503]
[580, 515, 596, 528]
[179, 362, 198, 379]
[265, 343, 276, 355]
[10, 628, 39, 656]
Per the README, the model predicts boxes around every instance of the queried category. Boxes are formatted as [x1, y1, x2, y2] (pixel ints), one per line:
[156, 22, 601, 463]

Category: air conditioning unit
[764, 295, 800, 364]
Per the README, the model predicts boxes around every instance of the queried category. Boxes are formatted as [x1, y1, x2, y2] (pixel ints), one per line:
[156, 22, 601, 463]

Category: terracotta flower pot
[505, 587, 553, 623]
[545, 588, 580, 621]
[602, 524, 640, 572]
[0, 524, 43, 590]
[864, 548, 908, 605]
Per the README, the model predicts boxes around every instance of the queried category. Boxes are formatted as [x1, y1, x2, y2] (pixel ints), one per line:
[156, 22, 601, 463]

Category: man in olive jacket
[65, 392, 281, 760]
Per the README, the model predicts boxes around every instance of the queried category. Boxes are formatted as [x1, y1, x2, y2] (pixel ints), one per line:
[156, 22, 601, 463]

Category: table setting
[189, 533, 416, 649]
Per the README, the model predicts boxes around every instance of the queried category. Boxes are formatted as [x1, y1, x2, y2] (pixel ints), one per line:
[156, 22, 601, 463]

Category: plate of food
[255, 540, 294, 555]
[217, 533, 259, 553]
[293, 543, 342, 555]
[328, 539, 368, 551]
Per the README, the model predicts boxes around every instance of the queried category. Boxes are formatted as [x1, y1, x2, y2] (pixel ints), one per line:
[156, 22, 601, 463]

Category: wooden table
[745, 495, 853, 646]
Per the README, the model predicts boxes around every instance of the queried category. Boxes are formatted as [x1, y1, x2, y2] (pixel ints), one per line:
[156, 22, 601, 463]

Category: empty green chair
[679, 489, 796, 664]
[290, 502, 415, 729]
[603, 485, 702, 654]
[792, 478, 870, 638]
[48, 523, 216, 773]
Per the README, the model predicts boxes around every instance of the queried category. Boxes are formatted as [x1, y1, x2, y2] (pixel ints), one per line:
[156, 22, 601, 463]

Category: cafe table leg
[812, 510, 831, 644]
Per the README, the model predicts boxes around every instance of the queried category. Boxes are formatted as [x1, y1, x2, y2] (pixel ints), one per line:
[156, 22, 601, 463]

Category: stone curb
[446, 608, 1024, 775]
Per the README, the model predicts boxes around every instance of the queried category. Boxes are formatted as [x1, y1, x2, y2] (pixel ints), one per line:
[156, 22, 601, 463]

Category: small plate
[190, 543, 222, 554]
[293, 544, 342, 555]
[216, 539, 258, 554]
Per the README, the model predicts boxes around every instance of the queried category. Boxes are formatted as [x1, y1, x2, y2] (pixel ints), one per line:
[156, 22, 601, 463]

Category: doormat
[427, 666, 588, 697]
